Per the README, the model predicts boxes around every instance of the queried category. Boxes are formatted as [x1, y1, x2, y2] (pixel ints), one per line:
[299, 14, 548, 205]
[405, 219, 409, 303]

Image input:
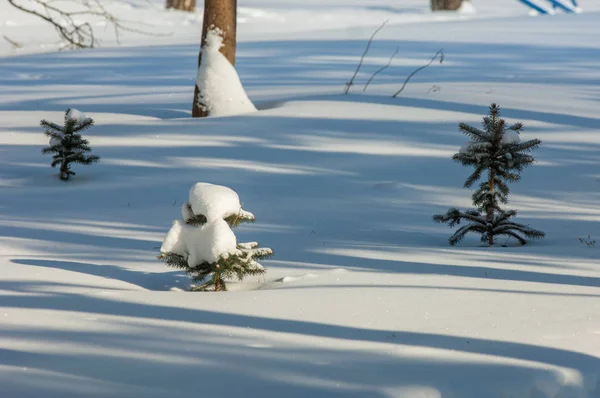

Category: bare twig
[427, 85, 441, 94]
[579, 235, 596, 247]
[344, 20, 388, 94]
[392, 49, 444, 98]
[363, 45, 399, 92]
[6, 0, 170, 49]
[3, 35, 24, 49]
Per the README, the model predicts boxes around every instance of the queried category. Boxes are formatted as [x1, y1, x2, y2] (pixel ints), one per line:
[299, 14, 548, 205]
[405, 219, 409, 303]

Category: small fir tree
[159, 183, 273, 291]
[433, 104, 544, 246]
[41, 109, 100, 181]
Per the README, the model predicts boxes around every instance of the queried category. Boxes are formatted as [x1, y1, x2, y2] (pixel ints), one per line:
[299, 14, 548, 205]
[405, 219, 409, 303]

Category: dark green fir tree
[41, 109, 100, 181]
[158, 184, 273, 291]
[433, 104, 544, 246]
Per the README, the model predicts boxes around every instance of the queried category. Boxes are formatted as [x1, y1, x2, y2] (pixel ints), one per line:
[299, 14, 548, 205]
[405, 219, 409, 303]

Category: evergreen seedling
[158, 184, 273, 291]
[433, 104, 544, 246]
[41, 109, 100, 180]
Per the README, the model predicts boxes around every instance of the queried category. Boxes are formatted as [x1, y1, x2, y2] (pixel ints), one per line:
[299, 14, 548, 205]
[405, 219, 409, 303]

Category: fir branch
[41, 109, 100, 180]
[449, 223, 485, 246]
[495, 230, 527, 245]
[433, 103, 543, 246]
[458, 123, 488, 141]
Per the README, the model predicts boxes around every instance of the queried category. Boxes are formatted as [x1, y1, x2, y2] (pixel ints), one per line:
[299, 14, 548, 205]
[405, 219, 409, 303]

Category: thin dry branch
[392, 49, 444, 98]
[343, 19, 388, 94]
[6, 0, 169, 49]
[363, 45, 399, 92]
[3, 35, 24, 49]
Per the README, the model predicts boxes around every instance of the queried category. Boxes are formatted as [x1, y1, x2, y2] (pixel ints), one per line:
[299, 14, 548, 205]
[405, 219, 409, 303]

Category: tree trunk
[431, 0, 465, 11]
[191, 0, 237, 118]
[165, 0, 197, 12]
[60, 159, 69, 180]
[487, 168, 495, 246]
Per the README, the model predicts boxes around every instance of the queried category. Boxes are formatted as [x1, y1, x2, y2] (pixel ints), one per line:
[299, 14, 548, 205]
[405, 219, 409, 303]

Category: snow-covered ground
[1, 0, 600, 397]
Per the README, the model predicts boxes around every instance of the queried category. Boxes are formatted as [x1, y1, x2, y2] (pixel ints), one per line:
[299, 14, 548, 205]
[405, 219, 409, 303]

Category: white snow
[459, 141, 474, 154]
[160, 218, 187, 256]
[49, 136, 62, 146]
[1, 0, 600, 397]
[239, 209, 256, 221]
[188, 182, 242, 221]
[502, 129, 522, 145]
[195, 28, 257, 117]
[458, 0, 476, 14]
[161, 217, 238, 266]
[184, 218, 237, 266]
[181, 202, 194, 221]
[66, 108, 88, 124]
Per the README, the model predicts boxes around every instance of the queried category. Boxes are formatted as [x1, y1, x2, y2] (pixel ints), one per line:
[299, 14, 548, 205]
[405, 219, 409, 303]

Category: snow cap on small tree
[195, 27, 257, 117]
[159, 182, 272, 291]
[41, 109, 100, 181]
[433, 103, 544, 246]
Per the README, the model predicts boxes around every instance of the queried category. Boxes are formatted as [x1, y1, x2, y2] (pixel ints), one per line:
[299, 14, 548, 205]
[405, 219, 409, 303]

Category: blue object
[548, 0, 577, 11]
[517, 0, 579, 13]
[516, 0, 552, 13]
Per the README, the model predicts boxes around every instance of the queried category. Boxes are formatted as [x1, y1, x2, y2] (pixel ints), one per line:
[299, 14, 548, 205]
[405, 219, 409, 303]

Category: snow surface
[195, 28, 257, 117]
[188, 182, 242, 221]
[1, 0, 600, 397]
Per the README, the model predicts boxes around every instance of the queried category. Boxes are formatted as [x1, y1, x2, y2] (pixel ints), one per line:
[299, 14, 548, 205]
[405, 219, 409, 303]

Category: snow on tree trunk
[431, 0, 467, 11]
[194, 29, 256, 117]
[192, 0, 237, 117]
[165, 0, 196, 11]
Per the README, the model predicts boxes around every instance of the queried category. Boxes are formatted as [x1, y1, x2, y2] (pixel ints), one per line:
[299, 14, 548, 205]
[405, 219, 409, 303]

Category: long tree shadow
[310, 244, 600, 288]
[0, 289, 598, 398]
[0, 35, 598, 118]
[11, 259, 186, 291]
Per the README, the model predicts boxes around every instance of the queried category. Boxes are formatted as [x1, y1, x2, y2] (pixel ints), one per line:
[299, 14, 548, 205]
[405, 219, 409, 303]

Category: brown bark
[191, 0, 237, 117]
[60, 160, 69, 181]
[215, 277, 224, 291]
[165, 0, 197, 12]
[431, 0, 465, 11]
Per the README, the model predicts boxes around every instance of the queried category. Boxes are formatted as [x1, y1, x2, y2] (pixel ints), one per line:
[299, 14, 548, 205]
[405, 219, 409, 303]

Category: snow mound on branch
[459, 140, 491, 154]
[459, 141, 474, 154]
[185, 219, 237, 266]
[160, 219, 187, 255]
[181, 202, 194, 221]
[189, 182, 243, 221]
[49, 136, 62, 146]
[66, 108, 89, 124]
[195, 29, 257, 117]
[160, 218, 238, 266]
[502, 129, 521, 145]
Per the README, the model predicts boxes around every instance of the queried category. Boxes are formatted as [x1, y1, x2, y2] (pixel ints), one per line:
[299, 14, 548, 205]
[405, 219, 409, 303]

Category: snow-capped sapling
[41, 109, 100, 180]
[433, 103, 544, 246]
[159, 183, 273, 291]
